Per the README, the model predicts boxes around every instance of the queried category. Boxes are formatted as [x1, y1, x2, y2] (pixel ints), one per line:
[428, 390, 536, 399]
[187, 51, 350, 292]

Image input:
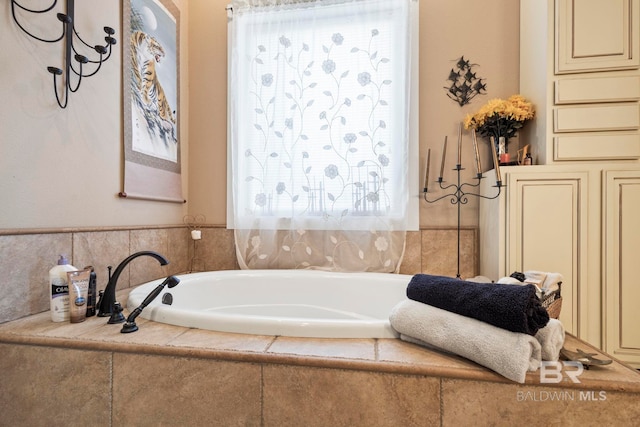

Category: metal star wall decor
[444, 56, 487, 107]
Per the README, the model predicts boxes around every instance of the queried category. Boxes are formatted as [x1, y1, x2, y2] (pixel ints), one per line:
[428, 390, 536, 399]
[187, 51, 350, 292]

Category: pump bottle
[49, 255, 77, 322]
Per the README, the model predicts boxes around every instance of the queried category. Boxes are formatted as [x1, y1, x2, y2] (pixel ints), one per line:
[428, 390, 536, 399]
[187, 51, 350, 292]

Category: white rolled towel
[389, 300, 541, 383]
[497, 276, 528, 285]
[534, 318, 565, 361]
[541, 272, 563, 293]
[524, 270, 563, 293]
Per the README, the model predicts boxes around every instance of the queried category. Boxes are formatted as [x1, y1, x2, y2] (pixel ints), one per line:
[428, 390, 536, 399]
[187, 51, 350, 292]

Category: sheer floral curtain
[228, 0, 418, 272]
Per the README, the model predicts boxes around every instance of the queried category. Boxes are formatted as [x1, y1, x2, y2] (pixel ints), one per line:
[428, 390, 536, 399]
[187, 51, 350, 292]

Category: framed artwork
[121, 0, 184, 203]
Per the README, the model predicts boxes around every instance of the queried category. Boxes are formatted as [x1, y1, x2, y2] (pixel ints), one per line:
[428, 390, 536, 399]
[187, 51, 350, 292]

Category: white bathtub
[127, 270, 411, 338]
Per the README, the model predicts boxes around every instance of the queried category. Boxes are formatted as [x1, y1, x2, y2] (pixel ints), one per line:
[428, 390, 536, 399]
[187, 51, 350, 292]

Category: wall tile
[263, 365, 440, 426]
[197, 228, 239, 272]
[421, 228, 477, 278]
[166, 227, 191, 275]
[73, 230, 130, 292]
[399, 230, 422, 275]
[112, 353, 261, 426]
[460, 228, 479, 278]
[0, 233, 72, 322]
[129, 229, 172, 287]
[0, 343, 111, 426]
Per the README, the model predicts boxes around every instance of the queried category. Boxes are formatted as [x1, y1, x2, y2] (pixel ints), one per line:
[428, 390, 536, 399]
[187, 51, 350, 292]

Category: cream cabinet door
[604, 170, 640, 368]
[505, 171, 589, 334]
[556, 0, 640, 73]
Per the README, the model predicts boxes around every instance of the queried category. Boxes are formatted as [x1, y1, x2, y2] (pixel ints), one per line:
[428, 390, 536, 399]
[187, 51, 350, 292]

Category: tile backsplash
[0, 226, 476, 323]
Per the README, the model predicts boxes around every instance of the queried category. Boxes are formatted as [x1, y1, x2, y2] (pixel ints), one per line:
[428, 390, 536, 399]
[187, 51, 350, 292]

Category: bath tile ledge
[0, 289, 639, 393]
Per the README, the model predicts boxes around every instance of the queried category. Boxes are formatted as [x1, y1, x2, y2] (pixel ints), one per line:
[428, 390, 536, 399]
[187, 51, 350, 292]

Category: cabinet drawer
[554, 104, 640, 132]
[554, 133, 640, 160]
[555, 76, 640, 104]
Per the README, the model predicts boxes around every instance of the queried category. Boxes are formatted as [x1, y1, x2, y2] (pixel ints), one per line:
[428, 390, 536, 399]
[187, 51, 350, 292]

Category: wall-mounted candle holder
[423, 125, 503, 278]
[10, 0, 117, 108]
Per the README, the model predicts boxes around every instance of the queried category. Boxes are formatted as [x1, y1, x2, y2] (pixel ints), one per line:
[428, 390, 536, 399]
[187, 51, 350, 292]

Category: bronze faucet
[97, 251, 169, 317]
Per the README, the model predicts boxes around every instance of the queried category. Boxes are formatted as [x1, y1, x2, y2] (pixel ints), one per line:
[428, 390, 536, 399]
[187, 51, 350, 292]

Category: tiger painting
[130, 30, 177, 144]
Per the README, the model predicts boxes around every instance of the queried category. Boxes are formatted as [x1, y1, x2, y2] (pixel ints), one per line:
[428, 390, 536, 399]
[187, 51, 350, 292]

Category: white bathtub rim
[127, 270, 409, 339]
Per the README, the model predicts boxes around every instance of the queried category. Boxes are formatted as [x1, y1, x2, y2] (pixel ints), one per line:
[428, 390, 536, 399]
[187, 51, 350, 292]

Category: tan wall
[187, 0, 520, 228]
[0, 1, 190, 229]
[1, 1, 519, 230]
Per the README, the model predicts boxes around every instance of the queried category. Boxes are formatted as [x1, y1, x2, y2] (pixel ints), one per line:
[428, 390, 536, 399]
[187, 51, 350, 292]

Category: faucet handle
[107, 301, 126, 324]
[96, 289, 104, 312]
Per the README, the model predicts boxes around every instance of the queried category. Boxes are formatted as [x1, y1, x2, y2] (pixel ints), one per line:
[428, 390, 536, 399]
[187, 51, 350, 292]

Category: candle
[423, 148, 431, 191]
[457, 122, 462, 165]
[490, 136, 502, 184]
[439, 136, 447, 179]
[471, 129, 481, 175]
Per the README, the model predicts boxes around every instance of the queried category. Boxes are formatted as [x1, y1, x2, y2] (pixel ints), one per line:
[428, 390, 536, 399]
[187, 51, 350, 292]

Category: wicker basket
[540, 283, 562, 319]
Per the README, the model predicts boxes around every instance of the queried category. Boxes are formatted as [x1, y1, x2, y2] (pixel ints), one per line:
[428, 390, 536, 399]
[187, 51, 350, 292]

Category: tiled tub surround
[0, 226, 233, 324]
[0, 226, 477, 323]
[1, 290, 639, 426]
[4, 226, 637, 424]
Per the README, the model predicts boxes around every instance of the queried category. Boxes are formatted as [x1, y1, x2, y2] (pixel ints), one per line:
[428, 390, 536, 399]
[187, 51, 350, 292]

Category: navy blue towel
[406, 274, 549, 336]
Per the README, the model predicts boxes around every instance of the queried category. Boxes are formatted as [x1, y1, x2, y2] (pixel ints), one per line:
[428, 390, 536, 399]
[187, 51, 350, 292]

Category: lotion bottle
[49, 255, 77, 322]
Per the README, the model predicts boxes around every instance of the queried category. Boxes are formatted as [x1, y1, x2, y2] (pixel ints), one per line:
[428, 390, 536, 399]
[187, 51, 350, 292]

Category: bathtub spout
[121, 275, 180, 333]
[97, 251, 169, 318]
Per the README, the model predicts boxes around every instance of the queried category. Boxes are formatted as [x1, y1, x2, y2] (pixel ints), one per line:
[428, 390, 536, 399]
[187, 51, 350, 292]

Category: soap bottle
[49, 255, 77, 322]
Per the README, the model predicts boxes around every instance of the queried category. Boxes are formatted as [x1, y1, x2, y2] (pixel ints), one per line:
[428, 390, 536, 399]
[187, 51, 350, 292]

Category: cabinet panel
[604, 170, 640, 367]
[554, 133, 640, 160]
[619, 184, 640, 349]
[505, 172, 589, 334]
[554, 103, 640, 132]
[480, 167, 609, 342]
[573, 0, 625, 57]
[556, 0, 640, 73]
[555, 75, 640, 104]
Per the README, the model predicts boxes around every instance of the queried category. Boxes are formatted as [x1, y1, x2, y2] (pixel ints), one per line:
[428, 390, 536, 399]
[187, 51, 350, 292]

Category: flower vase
[497, 136, 511, 165]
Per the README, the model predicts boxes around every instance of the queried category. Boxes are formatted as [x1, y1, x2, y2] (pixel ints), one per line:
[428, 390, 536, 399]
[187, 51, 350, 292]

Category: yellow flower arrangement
[463, 95, 535, 143]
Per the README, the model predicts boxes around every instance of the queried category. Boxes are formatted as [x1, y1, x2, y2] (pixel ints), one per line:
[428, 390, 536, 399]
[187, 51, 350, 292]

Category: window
[228, 0, 418, 232]
[227, 0, 420, 272]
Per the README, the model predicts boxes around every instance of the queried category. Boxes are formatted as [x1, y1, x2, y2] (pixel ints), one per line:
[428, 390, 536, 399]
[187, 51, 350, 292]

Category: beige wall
[187, 0, 521, 228]
[0, 1, 190, 229]
[1, 0, 519, 230]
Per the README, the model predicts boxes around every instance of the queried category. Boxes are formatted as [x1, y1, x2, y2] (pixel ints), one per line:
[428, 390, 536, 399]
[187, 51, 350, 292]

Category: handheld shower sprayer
[121, 275, 180, 333]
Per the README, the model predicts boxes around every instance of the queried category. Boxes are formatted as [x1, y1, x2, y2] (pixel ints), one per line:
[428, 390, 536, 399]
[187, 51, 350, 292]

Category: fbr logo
[540, 361, 583, 383]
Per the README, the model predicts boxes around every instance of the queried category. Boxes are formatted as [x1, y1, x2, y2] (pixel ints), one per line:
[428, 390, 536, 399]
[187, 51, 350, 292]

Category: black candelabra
[10, 0, 117, 108]
[423, 126, 504, 278]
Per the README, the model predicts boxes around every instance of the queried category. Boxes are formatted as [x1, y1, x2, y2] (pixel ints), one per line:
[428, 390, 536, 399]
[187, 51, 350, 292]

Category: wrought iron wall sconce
[10, 0, 117, 108]
[423, 126, 503, 278]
